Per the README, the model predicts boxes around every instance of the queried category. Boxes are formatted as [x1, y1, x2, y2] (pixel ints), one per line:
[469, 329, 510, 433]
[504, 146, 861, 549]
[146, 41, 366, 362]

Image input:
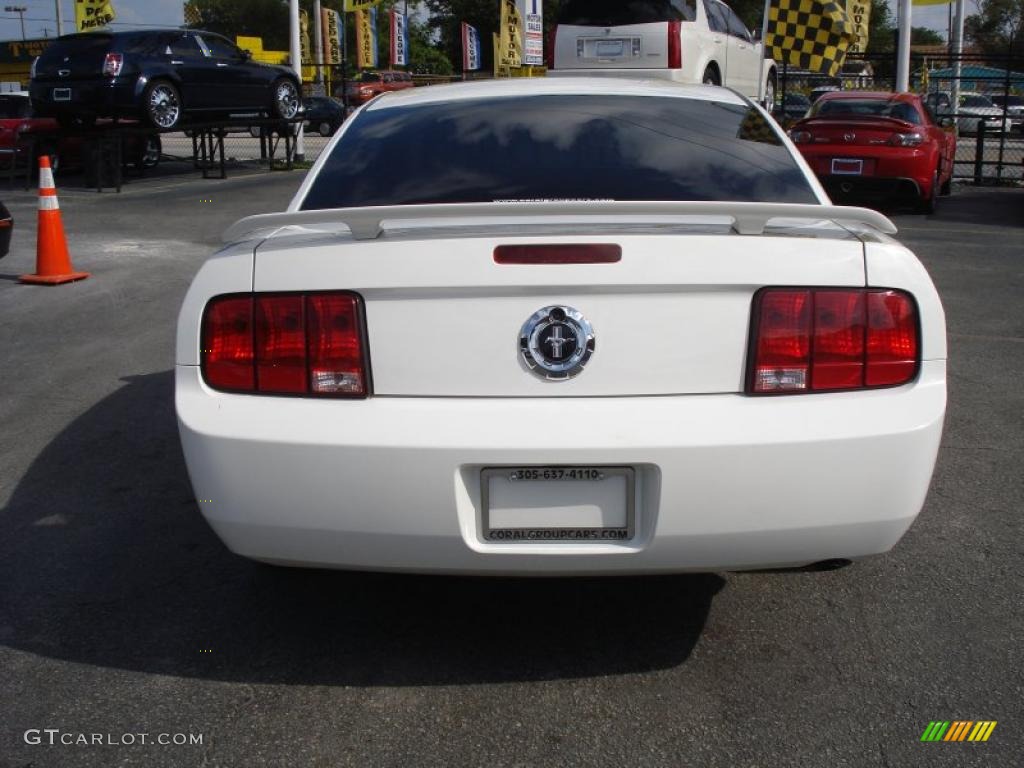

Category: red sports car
[788, 91, 956, 213]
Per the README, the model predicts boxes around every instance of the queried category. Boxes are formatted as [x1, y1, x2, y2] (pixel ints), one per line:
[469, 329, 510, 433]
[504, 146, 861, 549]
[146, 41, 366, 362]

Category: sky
[0, 0, 966, 46]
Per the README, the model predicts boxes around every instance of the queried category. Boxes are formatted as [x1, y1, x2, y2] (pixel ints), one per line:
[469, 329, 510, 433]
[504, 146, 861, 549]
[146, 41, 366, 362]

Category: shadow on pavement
[0, 371, 723, 686]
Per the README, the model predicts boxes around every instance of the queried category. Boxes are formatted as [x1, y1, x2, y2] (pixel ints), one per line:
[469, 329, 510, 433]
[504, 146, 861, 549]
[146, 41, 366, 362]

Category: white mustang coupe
[176, 78, 946, 575]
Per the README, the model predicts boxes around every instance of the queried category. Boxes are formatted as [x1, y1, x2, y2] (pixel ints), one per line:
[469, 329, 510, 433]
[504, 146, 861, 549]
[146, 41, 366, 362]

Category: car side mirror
[240, 49, 252, 61]
[751, 29, 761, 41]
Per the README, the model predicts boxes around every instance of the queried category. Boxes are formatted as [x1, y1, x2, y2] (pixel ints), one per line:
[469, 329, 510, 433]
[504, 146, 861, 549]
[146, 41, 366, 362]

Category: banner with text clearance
[356, 8, 379, 70]
[344, 0, 384, 11]
[75, 0, 116, 32]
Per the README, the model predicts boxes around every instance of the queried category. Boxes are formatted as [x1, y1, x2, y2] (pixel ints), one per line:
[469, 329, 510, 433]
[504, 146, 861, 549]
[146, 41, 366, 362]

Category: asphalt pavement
[0, 171, 1021, 768]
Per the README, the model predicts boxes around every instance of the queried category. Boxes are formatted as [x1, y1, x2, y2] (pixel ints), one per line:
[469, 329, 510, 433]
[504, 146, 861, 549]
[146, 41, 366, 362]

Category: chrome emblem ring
[519, 306, 595, 380]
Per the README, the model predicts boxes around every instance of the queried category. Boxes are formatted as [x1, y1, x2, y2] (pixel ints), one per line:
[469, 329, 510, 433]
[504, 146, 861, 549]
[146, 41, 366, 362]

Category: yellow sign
[75, 0, 116, 32]
[344, 0, 384, 11]
[845, 0, 870, 54]
[356, 8, 378, 70]
[499, 0, 522, 68]
[323, 9, 342, 65]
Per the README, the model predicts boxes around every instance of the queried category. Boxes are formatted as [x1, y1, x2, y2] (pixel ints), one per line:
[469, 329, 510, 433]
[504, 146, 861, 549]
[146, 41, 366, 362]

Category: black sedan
[30, 30, 302, 131]
[303, 97, 345, 137]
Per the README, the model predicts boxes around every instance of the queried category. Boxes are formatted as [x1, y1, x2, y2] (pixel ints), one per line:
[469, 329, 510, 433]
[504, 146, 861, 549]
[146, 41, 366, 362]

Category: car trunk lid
[252, 222, 867, 397]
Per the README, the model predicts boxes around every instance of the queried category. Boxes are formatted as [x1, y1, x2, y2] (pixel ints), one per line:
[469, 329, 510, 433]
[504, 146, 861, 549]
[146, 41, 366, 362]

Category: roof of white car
[366, 77, 748, 111]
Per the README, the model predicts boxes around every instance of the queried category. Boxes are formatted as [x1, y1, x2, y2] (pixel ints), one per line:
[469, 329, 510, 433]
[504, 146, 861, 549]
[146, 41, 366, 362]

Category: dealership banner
[344, 0, 384, 11]
[461, 22, 481, 72]
[499, 0, 522, 68]
[517, 0, 544, 66]
[390, 10, 408, 67]
[844, 0, 870, 54]
[322, 8, 342, 65]
[75, 0, 116, 32]
[356, 8, 379, 70]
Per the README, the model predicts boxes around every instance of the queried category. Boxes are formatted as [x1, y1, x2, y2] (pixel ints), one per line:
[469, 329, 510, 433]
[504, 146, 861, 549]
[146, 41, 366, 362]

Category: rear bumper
[30, 78, 139, 119]
[821, 175, 923, 203]
[800, 145, 935, 201]
[176, 361, 946, 575]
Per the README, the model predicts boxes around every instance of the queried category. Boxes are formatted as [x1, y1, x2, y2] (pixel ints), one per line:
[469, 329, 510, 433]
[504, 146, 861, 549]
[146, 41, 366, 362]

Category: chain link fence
[776, 52, 1024, 184]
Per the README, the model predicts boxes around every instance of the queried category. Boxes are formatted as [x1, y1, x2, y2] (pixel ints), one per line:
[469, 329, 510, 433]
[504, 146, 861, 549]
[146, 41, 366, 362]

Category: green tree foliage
[965, 0, 1024, 56]
[425, 0, 559, 71]
[187, 0, 290, 50]
[911, 27, 944, 46]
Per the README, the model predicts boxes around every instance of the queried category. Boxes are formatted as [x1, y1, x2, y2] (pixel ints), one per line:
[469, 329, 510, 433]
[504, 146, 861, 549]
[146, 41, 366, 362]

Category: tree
[187, 0, 290, 51]
[911, 27, 944, 46]
[965, 0, 1024, 57]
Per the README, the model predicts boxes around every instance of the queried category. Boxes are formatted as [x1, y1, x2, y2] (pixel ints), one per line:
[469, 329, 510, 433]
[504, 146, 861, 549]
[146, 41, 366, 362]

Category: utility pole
[289, 0, 305, 161]
[314, 0, 324, 86]
[56, 0, 64, 36]
[5, 5, 27, 41]
[895, 0, 912, 92]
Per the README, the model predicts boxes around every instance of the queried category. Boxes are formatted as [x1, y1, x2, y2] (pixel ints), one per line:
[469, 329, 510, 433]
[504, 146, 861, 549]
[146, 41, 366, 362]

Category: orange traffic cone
[20, 155, 89, 286]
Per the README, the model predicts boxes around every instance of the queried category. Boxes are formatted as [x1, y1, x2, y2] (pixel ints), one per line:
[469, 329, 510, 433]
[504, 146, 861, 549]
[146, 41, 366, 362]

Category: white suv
[549, 0, 777, 105]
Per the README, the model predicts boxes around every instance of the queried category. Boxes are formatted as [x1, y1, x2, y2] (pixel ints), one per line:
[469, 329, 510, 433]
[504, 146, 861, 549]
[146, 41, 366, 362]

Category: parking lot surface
[0, 173, 1021, 767]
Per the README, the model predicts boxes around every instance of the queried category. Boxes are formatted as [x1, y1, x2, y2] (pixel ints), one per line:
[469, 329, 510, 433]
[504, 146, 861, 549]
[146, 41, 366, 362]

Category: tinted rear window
[811, 99, 921, 124]
[301, 94, 816, 209]
[39, 34, 113, 59]
[558, 0, 696, 25]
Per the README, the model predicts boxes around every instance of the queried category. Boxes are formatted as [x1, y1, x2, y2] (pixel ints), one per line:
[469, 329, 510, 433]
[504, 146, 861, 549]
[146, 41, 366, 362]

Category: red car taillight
[667, 21, 682, 68]
[202, 292, 369, 397]
[747, 288, 918, 394]
[102, 53, 123, 77]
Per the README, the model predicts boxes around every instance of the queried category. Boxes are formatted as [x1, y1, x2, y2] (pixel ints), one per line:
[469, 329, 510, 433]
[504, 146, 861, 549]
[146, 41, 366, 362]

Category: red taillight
[748, 288, 918, 394]
[866, 291, 918, 387]
[202, 297, 254, 391]
[546, 27, 557, 69]
[494, 244, 621, 264]
[103, 53, 123, 77]
[667, 21, 682, 68]
[201, 293, 369, 397]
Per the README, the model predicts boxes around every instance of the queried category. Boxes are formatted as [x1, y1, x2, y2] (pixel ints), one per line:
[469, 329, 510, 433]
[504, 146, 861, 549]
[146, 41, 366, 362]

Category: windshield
[960, 95, 994, 108]
[302, 94, 817, 209]
[558, 0, 696, 25]
[811, 99, 921, 124]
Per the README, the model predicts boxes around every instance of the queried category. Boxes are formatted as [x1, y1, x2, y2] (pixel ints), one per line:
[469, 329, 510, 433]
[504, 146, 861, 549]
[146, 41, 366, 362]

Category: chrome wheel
[763, 77, 776, 110]
[274, 79, 300, 120]
[147, 82, 181, 130]
[318, 121, 332, 137]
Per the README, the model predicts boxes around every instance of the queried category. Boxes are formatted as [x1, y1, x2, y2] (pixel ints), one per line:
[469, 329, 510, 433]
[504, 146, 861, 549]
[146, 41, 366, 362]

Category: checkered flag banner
[183, 1, 202, 27]
[765, 0, 855, 77]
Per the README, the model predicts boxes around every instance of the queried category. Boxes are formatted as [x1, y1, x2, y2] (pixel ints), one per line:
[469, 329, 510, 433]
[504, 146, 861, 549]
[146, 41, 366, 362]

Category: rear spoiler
[223, 200, 897, 243]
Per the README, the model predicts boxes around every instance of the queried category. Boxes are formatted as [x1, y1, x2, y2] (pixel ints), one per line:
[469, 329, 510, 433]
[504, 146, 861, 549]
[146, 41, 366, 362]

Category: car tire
[919, 170, 939, 214]
[318, 121, 333, 137]
[763, 72, 776, 110]
[702, 66, 721, 86]
[940, 169, 952, 196]
[134, 135, 162, 172]
[144, 80, 183, 131]
[271, 78, 301, 121]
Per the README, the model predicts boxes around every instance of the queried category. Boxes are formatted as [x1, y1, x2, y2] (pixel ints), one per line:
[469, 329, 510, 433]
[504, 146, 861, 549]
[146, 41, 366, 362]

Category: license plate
[481, 466, 635, 542]
[52, 88, 71, 102]
[831, 158, 863, 175]
[595, 40, 624, 58]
